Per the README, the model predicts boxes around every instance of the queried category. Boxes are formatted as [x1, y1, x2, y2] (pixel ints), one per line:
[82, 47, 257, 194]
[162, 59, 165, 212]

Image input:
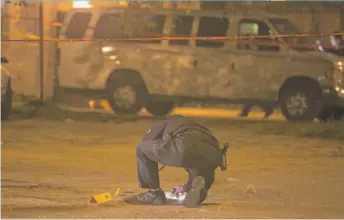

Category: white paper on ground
[164, 191, 186, 202]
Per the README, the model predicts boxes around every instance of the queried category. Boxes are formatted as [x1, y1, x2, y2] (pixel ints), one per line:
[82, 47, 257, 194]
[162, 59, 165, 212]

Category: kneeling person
[131, 115, 228, 208]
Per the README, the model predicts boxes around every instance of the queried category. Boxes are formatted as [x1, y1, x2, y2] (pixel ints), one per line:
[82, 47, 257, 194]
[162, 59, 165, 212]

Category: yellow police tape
[2, 14, 344, 50]
[2, 15, 62, 27]
[2, 14, 344, 43]
[3, 31, 59, 42]
[2, 32, 344, 47]
[1, 65, 12, 77]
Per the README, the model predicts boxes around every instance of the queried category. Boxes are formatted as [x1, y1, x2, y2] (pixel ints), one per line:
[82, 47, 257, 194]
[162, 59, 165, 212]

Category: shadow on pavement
[4, 102, 344, 141]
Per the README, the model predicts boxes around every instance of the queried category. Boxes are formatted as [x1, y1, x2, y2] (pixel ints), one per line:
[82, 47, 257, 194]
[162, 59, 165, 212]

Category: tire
[279, 80, 322, 122]
[145, 100, 174, 116]
[1, 81, 12, 120]
[106, 73, 147, 114]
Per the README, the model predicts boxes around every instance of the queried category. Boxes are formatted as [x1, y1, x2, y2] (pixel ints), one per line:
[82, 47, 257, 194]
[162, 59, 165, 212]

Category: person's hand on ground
[172, 185, 185, 195]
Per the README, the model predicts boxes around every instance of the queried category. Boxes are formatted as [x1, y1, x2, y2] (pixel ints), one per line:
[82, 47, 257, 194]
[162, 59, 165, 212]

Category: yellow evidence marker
[90, 192, 112, 204]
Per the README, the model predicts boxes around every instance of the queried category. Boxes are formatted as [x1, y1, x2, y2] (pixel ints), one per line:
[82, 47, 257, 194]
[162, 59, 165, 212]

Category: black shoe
[183, 176, 207, 208]
[124, 189, 167, 205]
[263, 107, 274, 119]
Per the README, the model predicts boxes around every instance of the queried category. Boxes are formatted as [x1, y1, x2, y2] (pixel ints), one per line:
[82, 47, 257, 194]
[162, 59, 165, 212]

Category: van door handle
[193, 60, 198, 68]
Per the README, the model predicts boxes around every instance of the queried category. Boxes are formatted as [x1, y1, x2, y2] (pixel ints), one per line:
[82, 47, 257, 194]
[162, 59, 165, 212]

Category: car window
[92, 13, 166, 44]
[196, 16, 229, 48]
[237, 19, 279, 52]
[239, 22, 259, 36]
[130, 14, 166, 44]
[65, 12, 92, 39]
[169, 15, 194, 46]
[93, 13, 127, 39]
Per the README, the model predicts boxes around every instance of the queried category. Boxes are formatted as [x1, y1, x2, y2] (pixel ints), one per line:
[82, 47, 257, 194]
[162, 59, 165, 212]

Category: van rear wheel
[279, 81, 322, 122]
[145, 100, 174, 116]
[106, 74, 147, 114]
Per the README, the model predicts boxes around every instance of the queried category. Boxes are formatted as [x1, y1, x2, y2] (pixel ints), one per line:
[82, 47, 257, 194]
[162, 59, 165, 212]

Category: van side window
[237, 19, 279, 52]
[169, 16, 194, 46]
[132, 14, 166, 44]
[196, 16, 229, 48]
[93, 13, 127, 39]
[65, 12, 92, 39]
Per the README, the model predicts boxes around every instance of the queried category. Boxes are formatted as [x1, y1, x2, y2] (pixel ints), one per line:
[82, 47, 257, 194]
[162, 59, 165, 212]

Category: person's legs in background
[239, 103, 254, 117]
[239, 102, 275, 119]
[260, 103, 275, 119]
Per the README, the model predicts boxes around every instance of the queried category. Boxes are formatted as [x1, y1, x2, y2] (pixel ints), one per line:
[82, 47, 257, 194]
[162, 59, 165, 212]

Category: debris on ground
[226, 177, 240, 184]
[123, 189, 134, 194]
[64, 118, 74, 123]
[115, 188, 121, 196]
[329, 147, 344, 158]
[245, 184, 256, 194]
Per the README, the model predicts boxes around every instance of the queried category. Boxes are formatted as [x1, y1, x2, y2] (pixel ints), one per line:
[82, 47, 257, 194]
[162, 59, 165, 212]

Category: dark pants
[239, 103, 275, 118]
[136, 131, 218, 191]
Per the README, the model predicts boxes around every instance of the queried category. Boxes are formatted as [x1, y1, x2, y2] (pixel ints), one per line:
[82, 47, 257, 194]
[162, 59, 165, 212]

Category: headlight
[336, 61, 343, 71]
[101, 46, 115, 53]
[335, 86, 344, 95]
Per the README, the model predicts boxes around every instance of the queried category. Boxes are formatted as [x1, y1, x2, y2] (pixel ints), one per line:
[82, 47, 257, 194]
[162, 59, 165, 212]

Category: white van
[57, 7, 344, 122]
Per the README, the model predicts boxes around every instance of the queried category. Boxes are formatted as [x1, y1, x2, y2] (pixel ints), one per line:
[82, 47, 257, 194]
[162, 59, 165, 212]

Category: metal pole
[39, 1, 44, 105]
[341, 5, 344, 31]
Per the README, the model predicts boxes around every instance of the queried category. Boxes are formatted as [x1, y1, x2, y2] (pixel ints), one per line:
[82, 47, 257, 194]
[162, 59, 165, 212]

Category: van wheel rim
[113, 86, 137, 109]
[286, 92, 308, 116]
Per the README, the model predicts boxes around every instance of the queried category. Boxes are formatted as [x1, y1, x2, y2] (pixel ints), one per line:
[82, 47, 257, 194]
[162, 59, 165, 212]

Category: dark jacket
[142, 115, 214, 141]
[142, 115, 221, 169]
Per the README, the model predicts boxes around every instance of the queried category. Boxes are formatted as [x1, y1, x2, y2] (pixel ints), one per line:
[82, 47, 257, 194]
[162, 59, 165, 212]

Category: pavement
[2, 110, 344, 218]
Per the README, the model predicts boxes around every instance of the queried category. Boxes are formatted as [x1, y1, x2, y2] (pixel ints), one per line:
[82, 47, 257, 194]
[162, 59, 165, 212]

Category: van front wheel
[279, 82, 322, 122]
[106, 75, 147, 114]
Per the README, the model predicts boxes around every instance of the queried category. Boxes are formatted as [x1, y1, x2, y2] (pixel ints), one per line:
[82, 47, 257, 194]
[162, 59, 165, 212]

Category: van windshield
[268, 18, 313, 52]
